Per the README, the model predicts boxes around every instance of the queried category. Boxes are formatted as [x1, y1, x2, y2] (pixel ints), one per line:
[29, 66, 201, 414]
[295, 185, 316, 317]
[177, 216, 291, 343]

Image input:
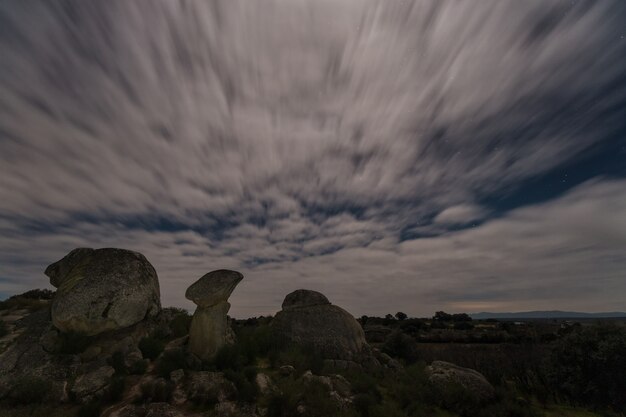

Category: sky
[1, 0, 625, 318]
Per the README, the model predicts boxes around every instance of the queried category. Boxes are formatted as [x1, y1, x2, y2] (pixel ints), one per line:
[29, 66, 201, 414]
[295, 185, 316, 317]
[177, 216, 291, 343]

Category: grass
[541, 405, 607, 417]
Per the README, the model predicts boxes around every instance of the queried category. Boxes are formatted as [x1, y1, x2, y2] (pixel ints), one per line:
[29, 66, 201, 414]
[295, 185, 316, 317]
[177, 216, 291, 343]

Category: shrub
[129, 359, 149, 375]
[77, 401, 102, 417]
[454, 321, 474, 330]
[0, 321, 7, 338]
[224, 367, 258, 403]
[8, 375, 53, 405]
[108, 351, 127, 375]
[105, 376, 126, 402]
[267, 378, 343, 417]
[382, 331, 419, 364]
[548, 323, 626, 410]
[270, 345, 324, 374]
[139, 336, 165, 361]
[140, 378, 174, 403]
[169, 312, 192, 338]
[156, 348, 188, 378]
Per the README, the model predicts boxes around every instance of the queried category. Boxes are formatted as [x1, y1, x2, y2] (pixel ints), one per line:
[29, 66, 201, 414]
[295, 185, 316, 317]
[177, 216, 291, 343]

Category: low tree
[395, 312, 408, 321]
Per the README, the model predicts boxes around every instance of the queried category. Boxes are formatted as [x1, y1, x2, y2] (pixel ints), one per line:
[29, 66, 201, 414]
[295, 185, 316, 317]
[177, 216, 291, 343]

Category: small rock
[170, 369, 185, 385]
[70, 363, 115, 402]
[40, 329, 62, 353]
[186, 371, 237, 404]
[256, 373, 274, 394]
[426, 361, 495, 402]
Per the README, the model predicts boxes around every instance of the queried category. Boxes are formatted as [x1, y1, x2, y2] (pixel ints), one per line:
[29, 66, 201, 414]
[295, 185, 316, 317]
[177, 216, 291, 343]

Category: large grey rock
[185, 269, 243, 308]
[282, 289, 330, 310]
[271, 289, 367, 360]
[46, 248, 161, 336]
[186, 270, 243, 360]
[186, 371, 237, 404]
[426, 361, 495, 402]
[70, 361, 115, 402]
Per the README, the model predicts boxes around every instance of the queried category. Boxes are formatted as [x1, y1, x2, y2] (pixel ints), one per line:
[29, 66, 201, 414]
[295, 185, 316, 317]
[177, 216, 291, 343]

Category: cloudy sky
[1, 1, 625, 317]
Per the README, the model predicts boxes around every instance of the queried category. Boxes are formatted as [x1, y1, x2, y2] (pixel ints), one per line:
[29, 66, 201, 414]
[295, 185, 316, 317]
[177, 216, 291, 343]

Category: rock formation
[46, 248, 161, 336]
[185, 269, 243, 361]
[271, 289, 367, 360]
[426, 361, 495, 402]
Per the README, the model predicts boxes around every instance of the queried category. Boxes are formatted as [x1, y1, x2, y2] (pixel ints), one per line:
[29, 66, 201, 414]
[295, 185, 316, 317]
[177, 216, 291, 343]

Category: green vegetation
[169, 309, 192, 338]
[138, 335, 165, 360]
[6, 375, 54, 405]
[139, 378, 175, 403]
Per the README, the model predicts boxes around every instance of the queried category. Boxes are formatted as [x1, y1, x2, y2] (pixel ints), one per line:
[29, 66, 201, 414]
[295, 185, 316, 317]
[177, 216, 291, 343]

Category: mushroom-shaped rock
[426, 361, 495, 402]
[45, 248, 161, 336]
[185, 270, 243, 360]
[185, 270, 243, 308]
[271, 289, 367, 360]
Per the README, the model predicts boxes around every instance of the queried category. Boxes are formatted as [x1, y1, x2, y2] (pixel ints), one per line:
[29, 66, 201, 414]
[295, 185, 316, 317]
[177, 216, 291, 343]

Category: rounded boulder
[46, 248, 161, 336]
[271, 289, 367, 360]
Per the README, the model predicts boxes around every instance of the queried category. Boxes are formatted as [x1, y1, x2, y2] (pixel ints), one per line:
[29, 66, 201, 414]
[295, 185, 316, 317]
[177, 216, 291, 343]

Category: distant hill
[470, 310, 626, 319]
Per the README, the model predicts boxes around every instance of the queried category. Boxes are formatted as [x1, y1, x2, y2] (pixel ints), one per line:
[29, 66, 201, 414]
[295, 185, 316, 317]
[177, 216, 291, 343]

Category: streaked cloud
[0, 1, 624, 315]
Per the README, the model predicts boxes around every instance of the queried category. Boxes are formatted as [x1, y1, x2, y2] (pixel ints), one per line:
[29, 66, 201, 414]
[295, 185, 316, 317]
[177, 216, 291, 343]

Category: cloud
[434, 205, 488, 225]
[0, 1, 625, 316]
[1, 179, 625, 317]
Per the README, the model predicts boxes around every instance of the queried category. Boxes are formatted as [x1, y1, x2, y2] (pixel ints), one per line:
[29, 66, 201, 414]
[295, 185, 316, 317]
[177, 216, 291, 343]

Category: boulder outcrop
[46, 248, 161, 336]
[185, 269, 243, 360]
[271, 289, 367, 360]
[426, 361, 495, 402]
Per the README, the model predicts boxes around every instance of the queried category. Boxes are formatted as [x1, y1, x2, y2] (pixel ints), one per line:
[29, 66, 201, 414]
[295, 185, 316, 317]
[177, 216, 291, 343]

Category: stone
[271, 289, 367, 360]
[170, 369, 185, 385]
[40, 329, 62, 353]
[256, 373, 275, 394]
[186, 371, 237, 404]
[70, 362, 115, 402]
[185, 269, 243, 308]
[46, 248, 161, 336]
[185, 269, 243, 360]
[282, 289, 330, 310]
[426, 361, 495, 402]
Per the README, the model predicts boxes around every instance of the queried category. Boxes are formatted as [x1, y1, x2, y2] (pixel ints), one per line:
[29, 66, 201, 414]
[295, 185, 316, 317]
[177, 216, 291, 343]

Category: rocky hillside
[0, 248, 621, 417]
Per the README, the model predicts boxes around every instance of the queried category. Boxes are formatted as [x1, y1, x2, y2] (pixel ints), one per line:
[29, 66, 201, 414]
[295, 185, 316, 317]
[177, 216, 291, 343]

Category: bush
[108, 351, 127, 375]
[8, 375, 53, 405]
[156, 348, 188, 378]
[224, 367, 258, 403]
[382, 331, 419, 364]
[270, 345, 324, 375]
[0, 321, 7, 338]
[77, 401, 102, 417]
[105, 376, 126, 402]
[139, 336, 165, 361]
[140, 378, 174, 403]
[267, 378, 345, 417]
[129, 359, 149, 375]
[169, 313, 192, 338]
[548, 323, 626, 410]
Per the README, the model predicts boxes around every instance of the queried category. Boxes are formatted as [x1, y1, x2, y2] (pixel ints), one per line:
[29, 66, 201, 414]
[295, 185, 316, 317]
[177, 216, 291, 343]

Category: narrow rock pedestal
[185, 269, 243, 361]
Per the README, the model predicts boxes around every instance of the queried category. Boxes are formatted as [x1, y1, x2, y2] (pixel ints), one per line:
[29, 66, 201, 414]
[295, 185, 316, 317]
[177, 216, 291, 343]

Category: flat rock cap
[185, 269, 243, 307]
[282, 289, 331, 310]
